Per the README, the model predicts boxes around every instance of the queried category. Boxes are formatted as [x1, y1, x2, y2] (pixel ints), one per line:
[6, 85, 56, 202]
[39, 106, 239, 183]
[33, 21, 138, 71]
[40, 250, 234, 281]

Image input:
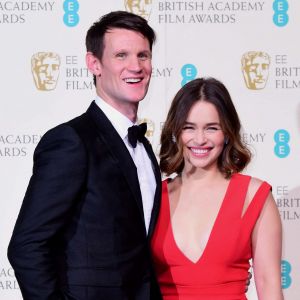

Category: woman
[151, 78, 283, 300]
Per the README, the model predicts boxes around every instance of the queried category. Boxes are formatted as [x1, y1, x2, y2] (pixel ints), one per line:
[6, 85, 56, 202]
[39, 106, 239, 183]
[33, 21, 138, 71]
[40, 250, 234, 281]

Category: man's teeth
[191, 148, 208, 154]
[124, 78, 141, 83]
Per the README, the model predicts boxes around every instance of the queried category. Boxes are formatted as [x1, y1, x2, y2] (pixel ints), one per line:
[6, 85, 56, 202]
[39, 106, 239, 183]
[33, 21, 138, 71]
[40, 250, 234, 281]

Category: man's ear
[86, 52, 101, 76]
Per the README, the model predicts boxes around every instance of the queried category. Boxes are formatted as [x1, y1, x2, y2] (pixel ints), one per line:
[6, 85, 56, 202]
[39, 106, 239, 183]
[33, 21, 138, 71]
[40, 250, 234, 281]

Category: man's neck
[96, 94, 138, 123]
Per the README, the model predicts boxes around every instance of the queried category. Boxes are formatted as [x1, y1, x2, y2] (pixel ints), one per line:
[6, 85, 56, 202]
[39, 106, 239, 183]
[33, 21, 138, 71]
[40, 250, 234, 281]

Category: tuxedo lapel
[141, 137, 162, 237]
[86, 102, 145, 223]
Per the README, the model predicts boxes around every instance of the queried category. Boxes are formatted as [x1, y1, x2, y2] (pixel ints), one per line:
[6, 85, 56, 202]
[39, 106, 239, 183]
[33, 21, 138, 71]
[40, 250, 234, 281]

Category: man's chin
[129, 93, 148, 103]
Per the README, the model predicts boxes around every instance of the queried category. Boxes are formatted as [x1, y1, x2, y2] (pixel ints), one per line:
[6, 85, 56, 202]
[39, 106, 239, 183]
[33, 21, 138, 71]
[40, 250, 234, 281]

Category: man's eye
[116, 53, 126, 58]
[138, 53, 151, 60]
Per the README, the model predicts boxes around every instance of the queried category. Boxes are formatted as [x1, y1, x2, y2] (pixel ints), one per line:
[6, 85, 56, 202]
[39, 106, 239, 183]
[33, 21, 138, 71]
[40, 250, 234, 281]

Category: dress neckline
[163, 174, 237, 265]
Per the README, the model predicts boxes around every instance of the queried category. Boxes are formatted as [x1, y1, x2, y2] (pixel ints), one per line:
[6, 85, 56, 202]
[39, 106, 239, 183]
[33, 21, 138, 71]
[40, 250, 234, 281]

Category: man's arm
[7, 124, 87, 300]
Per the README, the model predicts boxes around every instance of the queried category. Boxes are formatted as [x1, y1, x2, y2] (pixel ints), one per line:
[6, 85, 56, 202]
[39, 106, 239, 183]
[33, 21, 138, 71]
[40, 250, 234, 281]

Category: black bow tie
[127, 123, 147, 148]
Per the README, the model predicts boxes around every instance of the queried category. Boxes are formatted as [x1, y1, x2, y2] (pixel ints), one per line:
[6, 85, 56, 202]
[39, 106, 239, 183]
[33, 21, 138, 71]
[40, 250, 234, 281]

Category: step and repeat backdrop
[0, 0, 299, 299]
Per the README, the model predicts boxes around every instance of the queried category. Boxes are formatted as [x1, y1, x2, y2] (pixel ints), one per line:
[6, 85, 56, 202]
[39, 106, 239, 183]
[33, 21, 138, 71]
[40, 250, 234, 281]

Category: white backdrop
[0, 0, 299, 299]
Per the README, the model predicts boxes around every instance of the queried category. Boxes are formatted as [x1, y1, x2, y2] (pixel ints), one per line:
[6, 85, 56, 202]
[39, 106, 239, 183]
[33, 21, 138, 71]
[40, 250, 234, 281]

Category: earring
[224, 137, 229, 145]
[171, 133, 177, 143]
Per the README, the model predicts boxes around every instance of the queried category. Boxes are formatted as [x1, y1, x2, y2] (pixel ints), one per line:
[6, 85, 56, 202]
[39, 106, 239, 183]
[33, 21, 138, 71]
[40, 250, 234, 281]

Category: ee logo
[181, 64, 197, 86]
[63, 0, 79, 27]
[281, 260, 292, 289]
[273, 0, 289, 27]
[274, 129, 290, 158]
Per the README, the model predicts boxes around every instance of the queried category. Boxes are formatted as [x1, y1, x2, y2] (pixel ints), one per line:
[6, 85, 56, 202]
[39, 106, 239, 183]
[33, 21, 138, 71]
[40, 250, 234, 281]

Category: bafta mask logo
[125, 0, 152, 20]
[241, 51, 270, 90]
[31, 52, 61, 91]
[138, 118, 155, 144]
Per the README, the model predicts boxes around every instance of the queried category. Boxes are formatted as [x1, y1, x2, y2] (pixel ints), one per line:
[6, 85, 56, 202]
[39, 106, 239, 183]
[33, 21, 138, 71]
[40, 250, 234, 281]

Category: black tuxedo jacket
[8, 101, 162, 300]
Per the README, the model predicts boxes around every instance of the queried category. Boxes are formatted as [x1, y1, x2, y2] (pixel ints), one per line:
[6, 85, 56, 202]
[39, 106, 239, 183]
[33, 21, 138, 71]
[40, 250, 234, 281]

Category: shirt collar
[95, 96, 136, 140]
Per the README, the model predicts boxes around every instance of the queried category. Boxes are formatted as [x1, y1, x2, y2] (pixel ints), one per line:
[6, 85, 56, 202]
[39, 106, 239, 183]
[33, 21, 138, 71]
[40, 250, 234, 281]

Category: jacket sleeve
[7, 124, 87, 300]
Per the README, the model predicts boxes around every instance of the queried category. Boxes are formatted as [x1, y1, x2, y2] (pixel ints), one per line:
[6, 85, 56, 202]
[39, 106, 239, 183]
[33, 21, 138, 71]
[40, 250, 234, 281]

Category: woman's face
[180, 100, 225, 172]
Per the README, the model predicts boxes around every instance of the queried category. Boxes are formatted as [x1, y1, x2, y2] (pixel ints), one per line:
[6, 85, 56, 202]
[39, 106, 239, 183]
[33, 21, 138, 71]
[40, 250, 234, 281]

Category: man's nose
[127, 57, 142, 72]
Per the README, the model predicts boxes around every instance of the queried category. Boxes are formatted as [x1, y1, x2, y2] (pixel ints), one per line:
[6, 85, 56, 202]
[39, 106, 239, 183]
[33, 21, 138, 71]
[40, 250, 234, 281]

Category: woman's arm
[252, 192, 284, 300]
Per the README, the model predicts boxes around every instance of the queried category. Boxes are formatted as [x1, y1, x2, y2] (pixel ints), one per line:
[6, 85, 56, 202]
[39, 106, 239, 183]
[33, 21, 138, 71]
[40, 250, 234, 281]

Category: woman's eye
[207, 127, 218, 131]
[182, 126, 194, 130]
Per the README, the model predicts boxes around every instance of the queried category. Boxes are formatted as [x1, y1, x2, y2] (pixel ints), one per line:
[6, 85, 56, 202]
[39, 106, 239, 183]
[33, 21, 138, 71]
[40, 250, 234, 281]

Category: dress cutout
[150, 173, 271, 300]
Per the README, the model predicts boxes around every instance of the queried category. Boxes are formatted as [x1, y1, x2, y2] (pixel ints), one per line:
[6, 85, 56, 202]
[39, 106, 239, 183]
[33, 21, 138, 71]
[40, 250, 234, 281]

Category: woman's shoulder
[234, 173, 269, 188]
[248, 175, 270, 189]
[236, 174, 273, 216]
[238, 174, 271, 203]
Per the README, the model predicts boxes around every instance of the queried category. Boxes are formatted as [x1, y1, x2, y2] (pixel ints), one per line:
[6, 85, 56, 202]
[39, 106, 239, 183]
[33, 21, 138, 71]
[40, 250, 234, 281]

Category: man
[8, 11, 162, 300]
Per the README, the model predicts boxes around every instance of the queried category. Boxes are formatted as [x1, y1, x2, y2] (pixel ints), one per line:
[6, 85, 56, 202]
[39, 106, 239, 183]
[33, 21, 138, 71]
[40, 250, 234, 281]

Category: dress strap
[157, 179, 172, 229]
[242, 181, 271, 232]
[161, 179, 169, 206]
[219, 173, 251, 222]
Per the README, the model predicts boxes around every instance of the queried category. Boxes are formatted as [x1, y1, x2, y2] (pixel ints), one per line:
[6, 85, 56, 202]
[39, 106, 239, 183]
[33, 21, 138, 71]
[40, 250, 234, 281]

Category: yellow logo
[138, 118, 155, 144]
[31, 52, 60, 91]
[124, 0, 152, 20]
[241, 51, 270, 90]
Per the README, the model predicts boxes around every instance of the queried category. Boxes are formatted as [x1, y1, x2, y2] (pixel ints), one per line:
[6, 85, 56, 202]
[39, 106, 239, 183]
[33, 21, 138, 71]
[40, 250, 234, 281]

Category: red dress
[150, 174, 271, 300]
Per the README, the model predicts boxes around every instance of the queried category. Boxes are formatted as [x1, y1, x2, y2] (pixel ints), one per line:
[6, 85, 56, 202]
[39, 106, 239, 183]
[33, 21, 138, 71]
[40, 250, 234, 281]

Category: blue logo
[281, 260, 292, 289]
[273, 0, 289, 27]
[274, 129, 290, 158]
[63, 0, 79, 27]
[181, 64, 197, 86]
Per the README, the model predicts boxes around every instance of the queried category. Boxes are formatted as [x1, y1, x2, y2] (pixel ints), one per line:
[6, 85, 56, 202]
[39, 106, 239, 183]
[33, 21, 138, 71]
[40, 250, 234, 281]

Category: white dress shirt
[95, 96, 156, 233]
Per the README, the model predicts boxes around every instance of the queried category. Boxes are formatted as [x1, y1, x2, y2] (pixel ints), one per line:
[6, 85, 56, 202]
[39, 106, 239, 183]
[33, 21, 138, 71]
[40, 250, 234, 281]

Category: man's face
[96, 28, 152, 110]
[244, 56, 270, 90]
[35, 56, 60, 90]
